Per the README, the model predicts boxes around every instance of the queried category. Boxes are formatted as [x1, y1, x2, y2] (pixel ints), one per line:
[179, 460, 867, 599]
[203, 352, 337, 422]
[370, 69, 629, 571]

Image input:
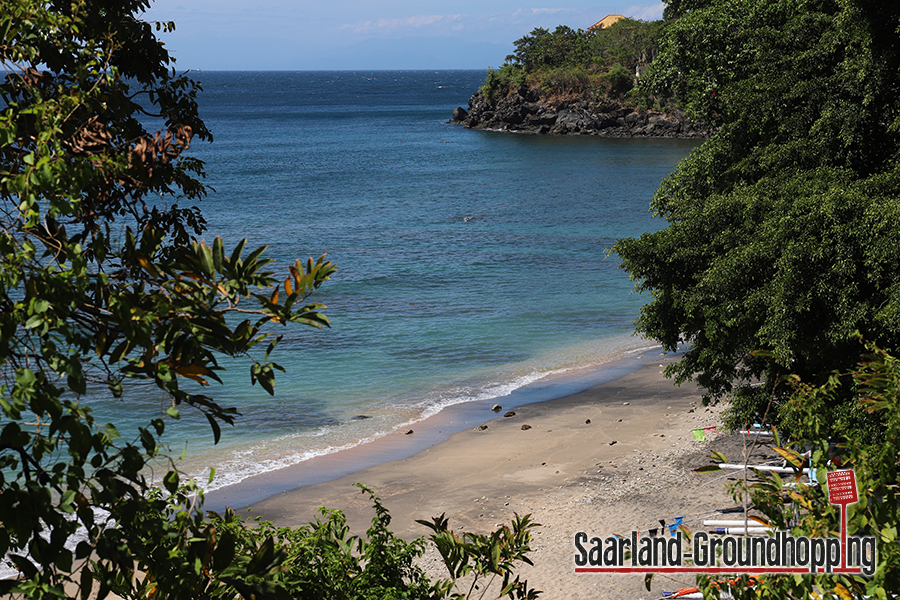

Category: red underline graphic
[574, 567, 853, 574]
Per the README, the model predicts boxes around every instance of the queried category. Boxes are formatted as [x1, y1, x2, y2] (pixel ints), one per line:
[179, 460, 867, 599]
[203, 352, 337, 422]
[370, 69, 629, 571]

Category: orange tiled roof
[588, 14, 626, 30]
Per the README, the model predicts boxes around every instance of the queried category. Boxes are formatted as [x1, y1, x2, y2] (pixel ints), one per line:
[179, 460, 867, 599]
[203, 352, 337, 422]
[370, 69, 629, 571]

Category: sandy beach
[230, 355, 754, 600]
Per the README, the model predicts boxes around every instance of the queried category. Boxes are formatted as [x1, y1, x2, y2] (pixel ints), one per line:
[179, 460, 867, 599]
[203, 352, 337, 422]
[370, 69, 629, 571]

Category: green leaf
[107, 379, 123, 398]
[109, 341, 131, 364]
[229, 238, 248, 268]
[245, 537, 277, 575]
[206, 413, 222, 444]
[212, 530, 236, 572]
[163, 470, 179, 494]
[59, 490, 77, 514]
[198, 242, 214, 277]
[212, 236, 224, 272]
[708, 451, 728, 463]
[773, 446, 804, 468]
[694, 464, 723, 473]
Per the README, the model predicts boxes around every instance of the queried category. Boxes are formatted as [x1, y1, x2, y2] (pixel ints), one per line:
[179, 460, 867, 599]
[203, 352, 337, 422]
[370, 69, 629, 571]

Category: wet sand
[236, 355, 738, 600]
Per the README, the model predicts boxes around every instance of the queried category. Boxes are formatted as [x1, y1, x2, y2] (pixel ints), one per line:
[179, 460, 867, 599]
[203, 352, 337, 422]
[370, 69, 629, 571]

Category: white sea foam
[177, 334, 665, 494]
[1, 507, 112, 581]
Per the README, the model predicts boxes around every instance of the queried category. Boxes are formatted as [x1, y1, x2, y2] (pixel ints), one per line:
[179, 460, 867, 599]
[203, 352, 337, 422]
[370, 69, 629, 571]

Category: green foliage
[504, 26, 594, 72]
[699, 345, 900, 598]
[0, 1, 336, 597]
[526, 66, 604, 99]
[0, 5, 543, 599]
[480, 66, 526, 99]
[490, 20, 663, 105]
[96, 483, 539, 600]
[613, 0, 900, 431]
[417, 512, 541, 600]
[504, 20, 662, 75]
[113, 484, 440, 600]
[590, 18, 664, 72]
[602, 64, 634, 98]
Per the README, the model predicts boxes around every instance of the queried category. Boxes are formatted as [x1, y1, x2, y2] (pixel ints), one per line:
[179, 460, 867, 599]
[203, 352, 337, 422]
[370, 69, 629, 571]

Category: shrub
[101, 483, 541, 600]
[603, 64, 634, 98]
[691, 343, 899, 598]
[481, 66, 527, 99]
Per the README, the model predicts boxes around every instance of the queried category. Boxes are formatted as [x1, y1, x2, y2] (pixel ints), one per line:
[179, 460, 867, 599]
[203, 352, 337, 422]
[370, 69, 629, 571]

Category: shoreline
[451, 89, 713, 138]
[230, 355, 737, 600]
[204, 343, 666, 511]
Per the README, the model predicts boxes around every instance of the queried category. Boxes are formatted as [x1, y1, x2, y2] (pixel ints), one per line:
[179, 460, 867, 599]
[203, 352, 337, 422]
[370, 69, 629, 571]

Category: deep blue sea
[94, 71, 699, 492]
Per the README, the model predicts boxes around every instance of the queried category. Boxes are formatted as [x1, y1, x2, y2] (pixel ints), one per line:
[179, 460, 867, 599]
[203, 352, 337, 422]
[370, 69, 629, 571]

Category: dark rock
[521, 424, 532, 430]
[491, 404, 502, 412]
[609, 440, 617, 445]
[405, 429, 414, 435]
[504, 411, 516, 417]
[585, 419, 591, 424]
[624, 111, 644, 126]
[449, 87, 712, 138]
[528, 112, 557, 126]
[593, 114, 619, 129]
[476, 424, 488, 431]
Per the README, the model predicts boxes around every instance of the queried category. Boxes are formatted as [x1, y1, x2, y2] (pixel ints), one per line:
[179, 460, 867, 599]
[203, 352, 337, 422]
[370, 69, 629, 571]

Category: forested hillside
[613, 2, 900, 595]
[451, 19, 708, 137]
[487, 20, 663, 101]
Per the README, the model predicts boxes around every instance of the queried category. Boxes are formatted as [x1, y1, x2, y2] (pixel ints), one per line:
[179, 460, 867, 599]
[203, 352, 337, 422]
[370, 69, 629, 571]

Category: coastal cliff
[449, 86, 710, 138]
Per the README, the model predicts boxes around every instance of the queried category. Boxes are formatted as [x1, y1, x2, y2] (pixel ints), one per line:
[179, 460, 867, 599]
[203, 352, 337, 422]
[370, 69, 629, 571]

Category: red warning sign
[826, 469, 858, 505]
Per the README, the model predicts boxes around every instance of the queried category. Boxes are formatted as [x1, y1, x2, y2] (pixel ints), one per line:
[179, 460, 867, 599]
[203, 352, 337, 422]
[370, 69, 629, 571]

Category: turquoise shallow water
[91, 71, 699, 492]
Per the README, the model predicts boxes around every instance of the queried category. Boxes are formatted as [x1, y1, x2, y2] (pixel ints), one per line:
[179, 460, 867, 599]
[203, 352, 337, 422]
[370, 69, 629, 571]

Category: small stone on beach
[521, 424, 532, 430]
[585, 419, 591, 424]
[491, 404, 502, 412]
[405, 430, 414, 435]
[609, 440, 617, 445]
[476, 425, 488, 431]
[504, 411, 516, 417]
[623, 402, 630, 405]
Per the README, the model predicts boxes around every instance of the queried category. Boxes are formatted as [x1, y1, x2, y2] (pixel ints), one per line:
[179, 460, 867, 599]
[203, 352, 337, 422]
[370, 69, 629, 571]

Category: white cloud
[512, 8, 570, 17]
[625, 2, 665, 20]
[529, 8, 568, 15]
[341, 14, 465, 34]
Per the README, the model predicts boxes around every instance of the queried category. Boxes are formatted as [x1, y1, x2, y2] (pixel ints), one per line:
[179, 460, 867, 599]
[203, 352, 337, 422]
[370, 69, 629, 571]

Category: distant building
[588, 14, 626, 30]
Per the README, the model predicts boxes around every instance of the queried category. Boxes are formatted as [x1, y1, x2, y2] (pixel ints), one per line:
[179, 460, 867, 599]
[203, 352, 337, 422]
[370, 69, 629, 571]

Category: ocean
[91, 70, 699, 495]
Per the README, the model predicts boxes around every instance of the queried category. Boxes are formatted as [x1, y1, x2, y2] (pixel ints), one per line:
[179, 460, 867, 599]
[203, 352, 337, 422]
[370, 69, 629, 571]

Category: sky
[140, 1, 666, 70]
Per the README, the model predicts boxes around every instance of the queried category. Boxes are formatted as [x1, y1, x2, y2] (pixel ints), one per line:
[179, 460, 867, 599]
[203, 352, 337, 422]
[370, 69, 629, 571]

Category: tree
[504, 26, 594, 71]
[0, 1, 336, 597]
[612, 0, 900, 433]
[589, 18, 664, 72]
[696, 344, 900, 597]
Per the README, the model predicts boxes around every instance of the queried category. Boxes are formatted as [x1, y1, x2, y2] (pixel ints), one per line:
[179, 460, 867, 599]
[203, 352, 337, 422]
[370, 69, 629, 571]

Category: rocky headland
[450, 86, 711, 138]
